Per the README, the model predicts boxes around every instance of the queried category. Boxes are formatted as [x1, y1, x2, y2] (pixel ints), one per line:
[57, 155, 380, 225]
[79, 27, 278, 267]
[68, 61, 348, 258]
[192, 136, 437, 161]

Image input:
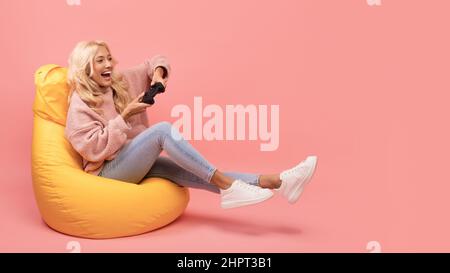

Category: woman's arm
[120, 54, 171, 100]
[154, 66, 168, 79]
[64, 95, 131, 162]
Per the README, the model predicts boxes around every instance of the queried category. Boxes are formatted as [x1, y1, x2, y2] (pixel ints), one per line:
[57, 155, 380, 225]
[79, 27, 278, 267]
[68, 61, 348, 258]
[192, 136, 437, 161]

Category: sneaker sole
[288, 156, 318, 204]
[221, 192, 274, 209]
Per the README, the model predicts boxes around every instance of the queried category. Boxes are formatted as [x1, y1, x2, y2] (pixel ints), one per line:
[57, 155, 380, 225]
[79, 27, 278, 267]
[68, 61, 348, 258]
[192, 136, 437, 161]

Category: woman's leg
[145, 156, 263, 193]
[99, 121, 217, 184]
[99, 121, 279, 209]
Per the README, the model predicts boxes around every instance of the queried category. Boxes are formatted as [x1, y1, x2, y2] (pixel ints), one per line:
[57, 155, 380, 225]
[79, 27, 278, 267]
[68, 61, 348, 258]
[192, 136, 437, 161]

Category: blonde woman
[64, 40, 318, 209]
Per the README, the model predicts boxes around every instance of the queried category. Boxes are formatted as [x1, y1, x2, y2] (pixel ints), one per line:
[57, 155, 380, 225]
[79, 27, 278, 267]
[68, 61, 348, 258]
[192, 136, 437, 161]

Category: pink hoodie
[64, 55, 171, 176]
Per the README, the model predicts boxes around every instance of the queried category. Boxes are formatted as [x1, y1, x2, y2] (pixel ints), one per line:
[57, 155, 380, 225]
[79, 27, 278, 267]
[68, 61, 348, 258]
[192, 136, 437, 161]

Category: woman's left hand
[151, 67, 168, 88]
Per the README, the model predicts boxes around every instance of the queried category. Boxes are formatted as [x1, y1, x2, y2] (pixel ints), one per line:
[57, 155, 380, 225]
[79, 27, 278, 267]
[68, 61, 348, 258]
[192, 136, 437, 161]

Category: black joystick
[140, 82, 166, 104]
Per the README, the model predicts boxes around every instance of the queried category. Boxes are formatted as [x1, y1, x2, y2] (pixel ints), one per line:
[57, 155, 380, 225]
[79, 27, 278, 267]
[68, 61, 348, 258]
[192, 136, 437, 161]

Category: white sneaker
[220, 179, 274, 209]
[277, 156, 318, 204]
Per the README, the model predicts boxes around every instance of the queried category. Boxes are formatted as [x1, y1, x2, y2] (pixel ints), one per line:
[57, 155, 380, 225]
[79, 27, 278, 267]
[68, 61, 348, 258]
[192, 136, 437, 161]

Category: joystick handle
[140, 82, 166, 105]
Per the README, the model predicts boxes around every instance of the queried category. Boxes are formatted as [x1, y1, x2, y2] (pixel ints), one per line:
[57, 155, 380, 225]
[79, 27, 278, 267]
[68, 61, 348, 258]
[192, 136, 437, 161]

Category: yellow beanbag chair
[31, 64, 189, 239]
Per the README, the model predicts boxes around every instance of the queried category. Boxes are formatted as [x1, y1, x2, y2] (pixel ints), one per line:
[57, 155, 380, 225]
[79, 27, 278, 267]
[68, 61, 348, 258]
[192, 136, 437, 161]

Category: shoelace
[284, 161, 308, 177]
[236, 181, 263, 193]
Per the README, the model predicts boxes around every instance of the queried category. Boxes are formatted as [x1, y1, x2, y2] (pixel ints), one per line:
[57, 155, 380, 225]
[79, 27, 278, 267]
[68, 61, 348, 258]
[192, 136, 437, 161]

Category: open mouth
[100, 71, 112, 80]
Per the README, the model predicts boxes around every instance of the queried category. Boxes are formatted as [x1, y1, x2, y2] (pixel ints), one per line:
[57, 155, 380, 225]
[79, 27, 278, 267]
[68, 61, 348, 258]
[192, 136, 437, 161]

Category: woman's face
[91, 46, 114, 88]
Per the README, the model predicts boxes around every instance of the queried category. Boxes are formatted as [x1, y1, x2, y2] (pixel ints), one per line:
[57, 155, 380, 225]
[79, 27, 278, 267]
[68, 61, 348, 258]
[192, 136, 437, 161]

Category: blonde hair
[67, 40, 130, 116]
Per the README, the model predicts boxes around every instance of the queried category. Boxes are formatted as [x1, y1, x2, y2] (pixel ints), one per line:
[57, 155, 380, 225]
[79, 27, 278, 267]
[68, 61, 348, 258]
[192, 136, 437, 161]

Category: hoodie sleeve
[64, 95, 131, 163]
[120, 54, 172, 99]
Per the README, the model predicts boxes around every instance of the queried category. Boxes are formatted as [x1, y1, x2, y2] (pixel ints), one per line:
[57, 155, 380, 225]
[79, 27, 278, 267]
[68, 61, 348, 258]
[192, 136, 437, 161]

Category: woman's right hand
[121, 92, 150, 121]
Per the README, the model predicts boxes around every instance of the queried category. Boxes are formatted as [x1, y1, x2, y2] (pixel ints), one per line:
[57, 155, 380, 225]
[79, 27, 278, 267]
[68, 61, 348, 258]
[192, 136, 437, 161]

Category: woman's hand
[151, 67, 168, 88]
[121, 92, 150, 121]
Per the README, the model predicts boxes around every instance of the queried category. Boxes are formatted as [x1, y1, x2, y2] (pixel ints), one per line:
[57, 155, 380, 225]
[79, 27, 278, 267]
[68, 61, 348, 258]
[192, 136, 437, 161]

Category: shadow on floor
[169, 211, 303, 236]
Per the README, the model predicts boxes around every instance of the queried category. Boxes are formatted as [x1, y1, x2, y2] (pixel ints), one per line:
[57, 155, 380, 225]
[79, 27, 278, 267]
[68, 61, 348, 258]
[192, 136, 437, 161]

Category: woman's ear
[85, 66, 91, 77]
[87, 59, 95, 77]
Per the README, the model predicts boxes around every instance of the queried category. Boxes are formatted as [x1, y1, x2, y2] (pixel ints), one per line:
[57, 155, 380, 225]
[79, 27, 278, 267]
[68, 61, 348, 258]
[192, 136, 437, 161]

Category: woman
[64, 40, 318, 209]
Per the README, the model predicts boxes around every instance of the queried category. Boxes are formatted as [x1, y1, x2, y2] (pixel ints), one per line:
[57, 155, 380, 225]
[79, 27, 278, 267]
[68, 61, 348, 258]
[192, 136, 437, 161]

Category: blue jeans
[98, 121, 260, 193]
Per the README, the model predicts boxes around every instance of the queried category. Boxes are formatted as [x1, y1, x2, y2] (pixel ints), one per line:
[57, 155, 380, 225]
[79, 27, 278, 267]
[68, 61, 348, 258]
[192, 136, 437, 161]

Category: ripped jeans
[98, 121, 260, 193]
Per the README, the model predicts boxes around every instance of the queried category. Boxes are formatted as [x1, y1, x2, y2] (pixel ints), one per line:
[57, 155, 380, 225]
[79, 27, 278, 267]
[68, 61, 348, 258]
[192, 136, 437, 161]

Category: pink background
[1, 0, 450, 252]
